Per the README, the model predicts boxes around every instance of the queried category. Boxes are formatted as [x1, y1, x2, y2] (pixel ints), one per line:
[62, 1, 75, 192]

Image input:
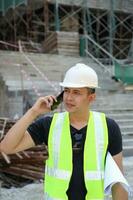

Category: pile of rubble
[0, 118, 48, 187]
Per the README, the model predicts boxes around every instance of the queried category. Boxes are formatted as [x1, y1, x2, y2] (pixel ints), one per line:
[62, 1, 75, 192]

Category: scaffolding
[0, 0, 133, 118]
[0, 0, 133, 59]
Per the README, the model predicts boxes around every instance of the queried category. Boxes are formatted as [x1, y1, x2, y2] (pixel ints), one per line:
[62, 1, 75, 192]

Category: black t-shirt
[27, 115, 122, 200]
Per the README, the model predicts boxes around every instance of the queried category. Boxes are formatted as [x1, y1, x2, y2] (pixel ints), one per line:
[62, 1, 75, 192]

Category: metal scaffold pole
[55, 0, 60, 31]
[44, 0, 49, 36]
[109, 0, 115, 57]
[83, 0, 88, 56]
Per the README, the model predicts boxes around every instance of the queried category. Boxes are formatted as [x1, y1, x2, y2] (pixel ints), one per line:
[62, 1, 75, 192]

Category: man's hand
[31, 95, 57, 117]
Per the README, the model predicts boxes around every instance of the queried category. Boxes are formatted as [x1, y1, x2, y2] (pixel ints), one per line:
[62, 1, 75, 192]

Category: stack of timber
[43, 31, 79, 56]
[0, 118, 48, 187]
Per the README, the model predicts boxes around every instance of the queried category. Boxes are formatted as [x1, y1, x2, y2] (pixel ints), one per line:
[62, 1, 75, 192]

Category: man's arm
[0, 95, 55, 155]
[112, 152, 128, 200]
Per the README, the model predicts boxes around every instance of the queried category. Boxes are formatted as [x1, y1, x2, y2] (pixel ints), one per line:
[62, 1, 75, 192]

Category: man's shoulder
[106, 117, 120, 130]
[106, 117, 122, 141]
[91, 111, 119, 127]
[37, 114, 53, 124]
[28, 115, 53, 130]
[106, 117, 122, 155]
[38, 112, 67, 125]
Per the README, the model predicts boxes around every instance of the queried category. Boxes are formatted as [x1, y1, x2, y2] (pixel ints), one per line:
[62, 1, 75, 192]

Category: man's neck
[69, 110, 90, 130]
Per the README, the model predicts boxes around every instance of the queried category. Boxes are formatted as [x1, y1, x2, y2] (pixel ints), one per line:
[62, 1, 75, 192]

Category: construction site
[0, 0, 133, 199]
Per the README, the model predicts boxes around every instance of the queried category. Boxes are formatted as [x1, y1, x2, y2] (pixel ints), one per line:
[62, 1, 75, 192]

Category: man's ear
[88, 93, 96, 103]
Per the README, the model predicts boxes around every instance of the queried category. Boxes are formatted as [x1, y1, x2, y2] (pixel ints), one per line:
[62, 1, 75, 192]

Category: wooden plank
[43, 31, 79, 56]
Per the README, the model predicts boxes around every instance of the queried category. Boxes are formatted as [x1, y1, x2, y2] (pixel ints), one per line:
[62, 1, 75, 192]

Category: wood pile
[0, 118, 48, 187]
[43, 31, 79, 56]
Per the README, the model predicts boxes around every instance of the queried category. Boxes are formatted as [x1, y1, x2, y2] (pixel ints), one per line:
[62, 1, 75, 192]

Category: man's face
[63, 87, 95, 113]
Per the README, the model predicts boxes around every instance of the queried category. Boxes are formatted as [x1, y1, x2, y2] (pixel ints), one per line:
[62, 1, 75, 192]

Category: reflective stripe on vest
[45, 167, 71, 180]
[44, 111, 108, 200]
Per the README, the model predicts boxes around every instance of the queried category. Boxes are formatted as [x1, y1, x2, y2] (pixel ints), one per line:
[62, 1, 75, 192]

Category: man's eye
[74, 91, 80, 95]
[64, 89, 69, 93]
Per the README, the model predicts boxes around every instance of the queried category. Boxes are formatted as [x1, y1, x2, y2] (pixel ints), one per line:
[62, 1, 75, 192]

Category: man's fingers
[40, 96, 56, 108]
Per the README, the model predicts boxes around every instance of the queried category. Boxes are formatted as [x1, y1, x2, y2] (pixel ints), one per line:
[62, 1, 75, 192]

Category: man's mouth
[65, 103, 75, 108]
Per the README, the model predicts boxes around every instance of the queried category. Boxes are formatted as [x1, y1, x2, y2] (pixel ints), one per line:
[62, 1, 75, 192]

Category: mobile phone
[51, 91, 64, 111]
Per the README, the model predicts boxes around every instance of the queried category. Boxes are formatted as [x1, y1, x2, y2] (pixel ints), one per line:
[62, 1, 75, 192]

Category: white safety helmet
[60, 63, 99, 88]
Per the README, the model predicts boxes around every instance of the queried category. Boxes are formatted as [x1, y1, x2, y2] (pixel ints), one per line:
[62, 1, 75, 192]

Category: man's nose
[66, 92, 73, 101]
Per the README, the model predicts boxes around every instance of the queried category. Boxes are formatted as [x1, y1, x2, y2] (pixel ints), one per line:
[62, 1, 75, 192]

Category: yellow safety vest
[44, 111, 108, 200]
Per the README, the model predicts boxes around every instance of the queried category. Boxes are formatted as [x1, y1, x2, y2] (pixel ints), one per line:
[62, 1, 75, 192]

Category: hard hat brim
[59, 82, 100, 88]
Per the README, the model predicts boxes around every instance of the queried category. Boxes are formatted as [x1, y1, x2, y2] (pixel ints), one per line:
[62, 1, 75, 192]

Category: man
[0, 63, 128, 199]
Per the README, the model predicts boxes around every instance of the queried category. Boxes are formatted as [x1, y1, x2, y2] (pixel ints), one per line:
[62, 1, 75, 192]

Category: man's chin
[64, 105, 76, 113]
